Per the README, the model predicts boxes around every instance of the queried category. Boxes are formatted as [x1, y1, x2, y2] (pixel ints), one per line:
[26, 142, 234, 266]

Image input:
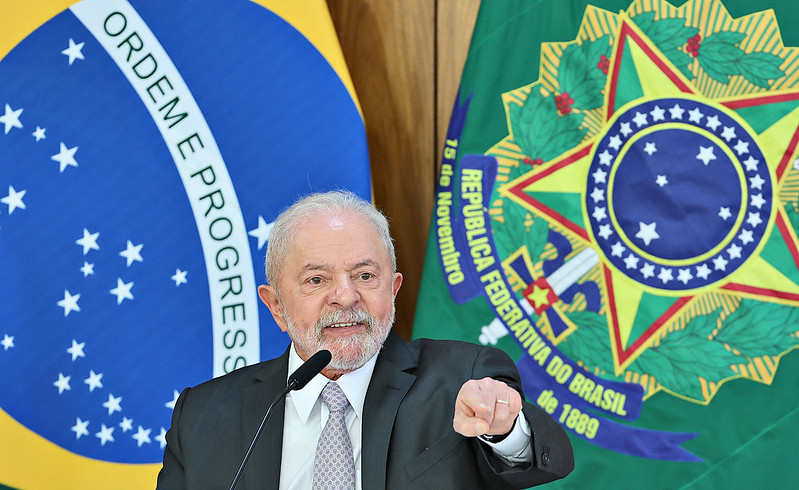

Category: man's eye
[309, 276, 322, 285]
[359, 273, 373, 280]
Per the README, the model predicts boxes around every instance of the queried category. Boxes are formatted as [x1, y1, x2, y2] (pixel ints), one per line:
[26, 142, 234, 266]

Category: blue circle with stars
[586, 97, 773, 291]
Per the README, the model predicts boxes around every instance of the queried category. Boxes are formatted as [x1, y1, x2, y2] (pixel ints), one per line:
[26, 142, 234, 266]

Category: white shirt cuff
[480, 414, 533, 464]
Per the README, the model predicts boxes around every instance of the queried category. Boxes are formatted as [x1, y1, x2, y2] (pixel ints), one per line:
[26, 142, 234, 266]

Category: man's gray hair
[264, 190, 396, 286]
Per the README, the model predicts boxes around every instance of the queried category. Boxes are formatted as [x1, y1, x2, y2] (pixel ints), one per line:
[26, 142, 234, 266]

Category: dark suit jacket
[156, 332, 573, 489]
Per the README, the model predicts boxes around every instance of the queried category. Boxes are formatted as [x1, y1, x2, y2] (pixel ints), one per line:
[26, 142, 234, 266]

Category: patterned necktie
[312, 381, 356, 489]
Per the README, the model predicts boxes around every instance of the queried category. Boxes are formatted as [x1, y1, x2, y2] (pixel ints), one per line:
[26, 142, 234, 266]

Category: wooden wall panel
[328, 0, 479, 340]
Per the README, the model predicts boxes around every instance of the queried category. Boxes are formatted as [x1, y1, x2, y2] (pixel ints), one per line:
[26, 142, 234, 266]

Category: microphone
[228, 349, 332, 490]
[287, 349, 332, 391]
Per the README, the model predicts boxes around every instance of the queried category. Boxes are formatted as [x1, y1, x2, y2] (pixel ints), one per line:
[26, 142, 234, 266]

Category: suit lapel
[239, 349, 290, 490]
[361, 332, 417, 490]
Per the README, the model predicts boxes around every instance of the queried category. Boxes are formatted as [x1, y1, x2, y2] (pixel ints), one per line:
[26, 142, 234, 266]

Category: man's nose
[328, 276, 361, 308]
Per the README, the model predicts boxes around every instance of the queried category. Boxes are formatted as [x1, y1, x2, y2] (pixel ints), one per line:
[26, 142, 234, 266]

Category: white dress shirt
[278, 344, 532, 489]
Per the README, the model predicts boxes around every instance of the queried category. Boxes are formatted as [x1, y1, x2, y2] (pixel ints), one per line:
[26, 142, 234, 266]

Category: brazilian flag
[413, 0, 799, 487]
[0, 0, 369, 488]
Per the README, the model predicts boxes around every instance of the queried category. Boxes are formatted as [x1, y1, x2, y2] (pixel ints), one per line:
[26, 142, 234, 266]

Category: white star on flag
[590, 187, 605, 203]
[598, 224, 613, 239]
[67, 339, 86, 361]
[103, 393, 123, 416]
[635, 221, 660, 246]
[677, 268, 693, 284]
[619, 121, 633, 137]
[110, 278, 134, 304]
[650, 105, 666, 121]
[51, 142, 79, 172]
[57, 290, 81, 316]
[721, 126, 736, 141]
[84, 370, 104, 392]
[713, 255, 729, 271]
[696, 146, 716, 165]
[1, 334, 13, 350]
[624, 254, 639, 270]
[592, 167, 608, 183]
[742, 156, 759, 171]
[120, 417, 134, 432]
[750, 194, 766, 209]
[133, 426, 152, 447]
[632, 111, 648, 127]
[669, 103, 685, 119]
[32, 126, 46, 141]
[592, 206, 607, 221]
[72, 418, 90, 439]
[248, 215, 274, 250]
[657, 267, 673, 284]
[643, 142, 657, 156]
[1, 185, 27, 214]
[166, 390, 180, 409]
[734, 140, 750, 155]
[696, 263, 712, 279]
[705, 115, 722, 131]
[611, 242, 626, 257]
[76, 228, 100, 255]
[640, 262, 655, 279]
[739, 229, 754, 245]
[688, 107, 704, 123]
[62, 38, 85, 65]
[597, 150, 613, 166]
[0, 104, 22, 134]
[728, 243, 743, 260]
[171, 269, 188, 286]
[608, 135, 622, 150]
[656, 175, 668, 187]
[746, 212, 763, 228]
[53, 373, 72, 394]
[719, 207, 732, 220]
[96, 424, 115, 446]
[81, 261, 95, 277]
[120, 240, 143, 266]
[749, 174, 765, 190]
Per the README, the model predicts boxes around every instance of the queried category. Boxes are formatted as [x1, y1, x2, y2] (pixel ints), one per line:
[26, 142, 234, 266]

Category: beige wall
[327, 0, 480, 340]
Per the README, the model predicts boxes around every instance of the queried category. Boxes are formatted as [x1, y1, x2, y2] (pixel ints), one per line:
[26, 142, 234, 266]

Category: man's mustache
[315, 308, 375, 334]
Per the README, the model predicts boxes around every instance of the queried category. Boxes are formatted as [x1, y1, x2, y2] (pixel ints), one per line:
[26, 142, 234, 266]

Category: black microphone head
[288, 350, 332, 390]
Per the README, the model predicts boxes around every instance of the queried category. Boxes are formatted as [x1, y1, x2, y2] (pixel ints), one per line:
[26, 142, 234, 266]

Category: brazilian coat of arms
[434, 0, 799, 460]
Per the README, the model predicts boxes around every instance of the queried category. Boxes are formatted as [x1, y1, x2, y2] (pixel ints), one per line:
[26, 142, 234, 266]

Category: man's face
[258, 210, 402, 376]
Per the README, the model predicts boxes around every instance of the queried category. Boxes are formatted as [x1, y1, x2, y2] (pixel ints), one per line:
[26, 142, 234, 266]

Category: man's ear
[392, 272, 403, 299]
[258, 284, 288, 333]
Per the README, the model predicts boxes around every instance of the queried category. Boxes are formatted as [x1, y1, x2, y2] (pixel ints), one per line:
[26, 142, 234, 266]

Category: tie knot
[320, 381, 349, 412]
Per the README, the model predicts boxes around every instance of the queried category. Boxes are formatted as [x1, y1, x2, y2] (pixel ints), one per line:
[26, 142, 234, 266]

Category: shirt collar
[286, 344, 378, 423]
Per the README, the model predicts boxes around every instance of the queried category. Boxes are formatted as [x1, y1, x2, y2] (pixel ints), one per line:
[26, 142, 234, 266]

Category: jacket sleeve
[470, 345, 575, 487]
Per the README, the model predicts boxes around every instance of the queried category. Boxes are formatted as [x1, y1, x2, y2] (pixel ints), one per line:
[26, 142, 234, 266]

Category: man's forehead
[292, 210, 379, 242]
[285, 214, 389, 271]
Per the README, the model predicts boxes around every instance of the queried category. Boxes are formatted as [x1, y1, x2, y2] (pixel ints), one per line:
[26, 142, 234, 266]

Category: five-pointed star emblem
[0, 104, 22, 134]
[51, 142, 79, 172]
[61, 38, 85, 65]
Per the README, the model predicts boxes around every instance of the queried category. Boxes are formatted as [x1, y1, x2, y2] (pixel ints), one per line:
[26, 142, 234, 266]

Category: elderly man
[157, 191, 573, 489]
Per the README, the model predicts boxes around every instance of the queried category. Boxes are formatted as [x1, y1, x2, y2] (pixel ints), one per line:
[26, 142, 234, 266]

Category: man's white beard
[281, 303, 394, 372]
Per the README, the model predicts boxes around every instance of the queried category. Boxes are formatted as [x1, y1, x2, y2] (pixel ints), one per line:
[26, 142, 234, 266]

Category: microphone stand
[227, 381, 298, 490]
[228, 349, 330, 490]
